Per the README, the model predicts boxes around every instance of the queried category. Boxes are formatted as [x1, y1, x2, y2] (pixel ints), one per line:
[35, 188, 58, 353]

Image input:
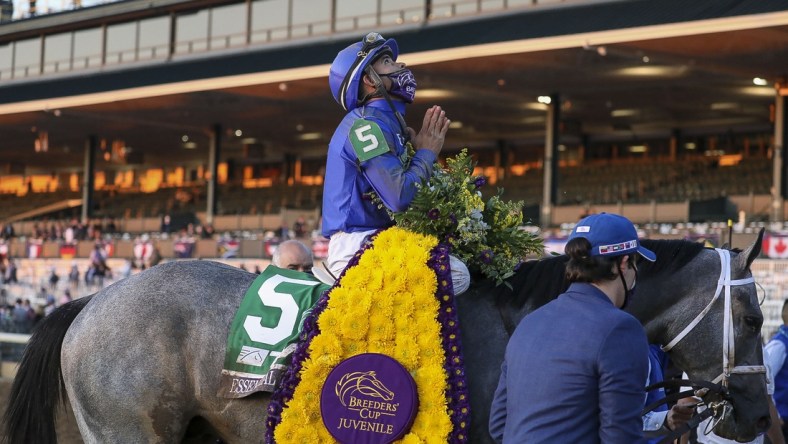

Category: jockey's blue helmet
[329, 32, 399, 112]
[569, 212, 656, 262]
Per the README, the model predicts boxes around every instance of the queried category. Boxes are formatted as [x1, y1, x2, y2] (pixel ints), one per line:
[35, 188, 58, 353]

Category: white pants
[325, 230, 471, 295]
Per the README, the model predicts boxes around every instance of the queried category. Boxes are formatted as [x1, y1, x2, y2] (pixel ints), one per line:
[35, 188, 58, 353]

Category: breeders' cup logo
[321, 353, 418, 444]
[336, 371, 395, 407]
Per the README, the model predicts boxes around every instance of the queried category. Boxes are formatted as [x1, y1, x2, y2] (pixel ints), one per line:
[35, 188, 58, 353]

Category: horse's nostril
[756, 415, 771, 432]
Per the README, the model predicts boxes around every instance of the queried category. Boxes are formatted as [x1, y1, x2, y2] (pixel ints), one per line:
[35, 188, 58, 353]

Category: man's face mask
[381, 68, 417, 103]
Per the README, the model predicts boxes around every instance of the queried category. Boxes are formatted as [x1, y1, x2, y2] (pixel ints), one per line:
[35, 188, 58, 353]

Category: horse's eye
[743, 315, 762, 332]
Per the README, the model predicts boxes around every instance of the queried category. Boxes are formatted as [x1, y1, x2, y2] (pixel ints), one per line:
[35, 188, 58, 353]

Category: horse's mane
[473, 238, 707, 310]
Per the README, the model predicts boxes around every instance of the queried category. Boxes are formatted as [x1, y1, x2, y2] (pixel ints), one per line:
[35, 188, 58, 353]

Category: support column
[541, 93, 560, 228]
[774, 90, 786, 222]
[81, 135, 96, 223]
[494, 139, 506, 185]
[670, 129, 680, 162]
[207, 124, 221, 225]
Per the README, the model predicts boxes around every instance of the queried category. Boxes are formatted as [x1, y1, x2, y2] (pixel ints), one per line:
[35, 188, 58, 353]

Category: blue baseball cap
[568, 213, 656, 262]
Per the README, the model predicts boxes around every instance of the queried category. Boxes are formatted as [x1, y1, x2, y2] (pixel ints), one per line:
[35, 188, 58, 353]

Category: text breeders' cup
[321, 353, 418, 443]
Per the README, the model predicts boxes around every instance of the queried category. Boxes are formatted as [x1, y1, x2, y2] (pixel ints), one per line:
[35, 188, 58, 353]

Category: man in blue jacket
[765, 299, 788, 440]
[320, 32, 470, 292]
[489, 212, 654, 443]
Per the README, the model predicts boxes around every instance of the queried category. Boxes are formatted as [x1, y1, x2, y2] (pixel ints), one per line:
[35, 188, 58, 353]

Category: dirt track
[0, 377, 83, 443]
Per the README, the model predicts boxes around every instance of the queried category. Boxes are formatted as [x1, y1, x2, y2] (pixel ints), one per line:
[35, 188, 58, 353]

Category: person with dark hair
[320, 31, 470, 293]
[489, 212, 656, 443]
[765, 299, 788, 440]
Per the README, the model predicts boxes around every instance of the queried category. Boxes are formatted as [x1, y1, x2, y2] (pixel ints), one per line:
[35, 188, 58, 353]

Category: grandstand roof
[0, 0, 786, 173]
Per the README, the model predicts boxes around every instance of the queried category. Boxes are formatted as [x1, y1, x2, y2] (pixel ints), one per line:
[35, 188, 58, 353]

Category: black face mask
[618, 260, 638, 310]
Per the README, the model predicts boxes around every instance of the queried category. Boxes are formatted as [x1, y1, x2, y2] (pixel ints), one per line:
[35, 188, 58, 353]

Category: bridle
[643, 248, 766, 443]
[660, 248, 765, 387]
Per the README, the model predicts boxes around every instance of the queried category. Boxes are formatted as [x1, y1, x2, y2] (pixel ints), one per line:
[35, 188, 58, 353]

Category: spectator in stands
[48, 266, 59, 291]
[3, 258, 17, 284]
[765, 299, 788, 440]
[272, 240, 313, 273]
[68, 261, 80, 289]
[201, 224, 216, 239]
[12, 298, 34, 333]
[59, 289, 72, 306]
[161, 213, 172, 234]
[293, 217, 307, 238]
[489, 212, 655, 443]
[322, 32, 469, 292]
[0, 222, 14, 240]
[87, 243, 110, 287]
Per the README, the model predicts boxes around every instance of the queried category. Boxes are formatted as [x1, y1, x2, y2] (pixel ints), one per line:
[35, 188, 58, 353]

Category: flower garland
[266, 227, 470, 443]
[370, 149, 544, 287]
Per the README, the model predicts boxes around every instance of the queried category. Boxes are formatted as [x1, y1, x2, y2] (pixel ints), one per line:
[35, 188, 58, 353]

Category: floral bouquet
[376, 149, 544, 287]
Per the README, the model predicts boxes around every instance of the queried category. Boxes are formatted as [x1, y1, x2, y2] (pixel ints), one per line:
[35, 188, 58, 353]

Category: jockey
[320, 32, 470, 293]
[489, 212, 655, 443]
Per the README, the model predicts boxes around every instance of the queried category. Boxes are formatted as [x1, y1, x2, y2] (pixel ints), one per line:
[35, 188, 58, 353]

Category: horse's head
[335, 371, 395, 406]
[631, 231, 769, 441]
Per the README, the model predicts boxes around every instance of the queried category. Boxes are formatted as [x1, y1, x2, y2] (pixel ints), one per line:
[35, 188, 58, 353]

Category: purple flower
[479, 249, 494, 264]
[474, 176, 487, 189]
[428, 208, 441, 220]
[449, 213, 458, 226]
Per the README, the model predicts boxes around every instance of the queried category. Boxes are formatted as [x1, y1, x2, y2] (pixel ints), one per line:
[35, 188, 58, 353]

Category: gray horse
[4, 235, 770, 443]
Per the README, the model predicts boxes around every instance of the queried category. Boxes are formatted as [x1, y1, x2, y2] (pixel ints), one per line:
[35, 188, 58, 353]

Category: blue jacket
[321, 100, 436, 238]
[644, 345, 670, 443]
[489, 282, 649, 444]
[770, 326, 788, 419]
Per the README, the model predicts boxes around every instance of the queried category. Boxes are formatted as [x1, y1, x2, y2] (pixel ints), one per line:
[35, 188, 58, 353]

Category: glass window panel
[381, 0, 423, 25]
[335, 0, 378, 32]
[290, 0, 330, 38]
[175, 9, 210, 54]
[210, 3, 246, 49]
[139, 16, 170, 60]
[480, 0, 505, 12]
[13, 38, 40, 78]
[43, 32, 72, 74]
[0, 43, 12, 81]
[106, 22, 137, 64]
[250, 0, 288, 43]
[73, 28, 102, 70]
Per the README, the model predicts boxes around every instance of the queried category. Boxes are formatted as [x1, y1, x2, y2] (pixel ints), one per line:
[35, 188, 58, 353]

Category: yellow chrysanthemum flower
[317, 308, 342, 332]
[339, 311, 369, 340]
[308, 333, 343, 365]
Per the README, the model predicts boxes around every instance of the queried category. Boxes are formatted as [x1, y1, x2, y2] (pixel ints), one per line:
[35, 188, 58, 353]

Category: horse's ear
[736, 228, 765, 270]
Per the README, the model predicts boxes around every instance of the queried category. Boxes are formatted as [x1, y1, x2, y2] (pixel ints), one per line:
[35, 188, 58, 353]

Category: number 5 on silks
[350, 119, 390, 162]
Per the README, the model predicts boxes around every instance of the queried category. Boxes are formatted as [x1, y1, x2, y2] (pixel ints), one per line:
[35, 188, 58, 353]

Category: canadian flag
[763, 234, 788, 259]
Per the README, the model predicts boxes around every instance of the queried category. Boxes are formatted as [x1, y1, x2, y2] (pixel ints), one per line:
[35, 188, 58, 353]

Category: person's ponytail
[565, 237, 618, 282]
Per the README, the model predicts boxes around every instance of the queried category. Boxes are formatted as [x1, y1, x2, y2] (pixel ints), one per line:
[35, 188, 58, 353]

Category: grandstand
[0, 0, 787, 355]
